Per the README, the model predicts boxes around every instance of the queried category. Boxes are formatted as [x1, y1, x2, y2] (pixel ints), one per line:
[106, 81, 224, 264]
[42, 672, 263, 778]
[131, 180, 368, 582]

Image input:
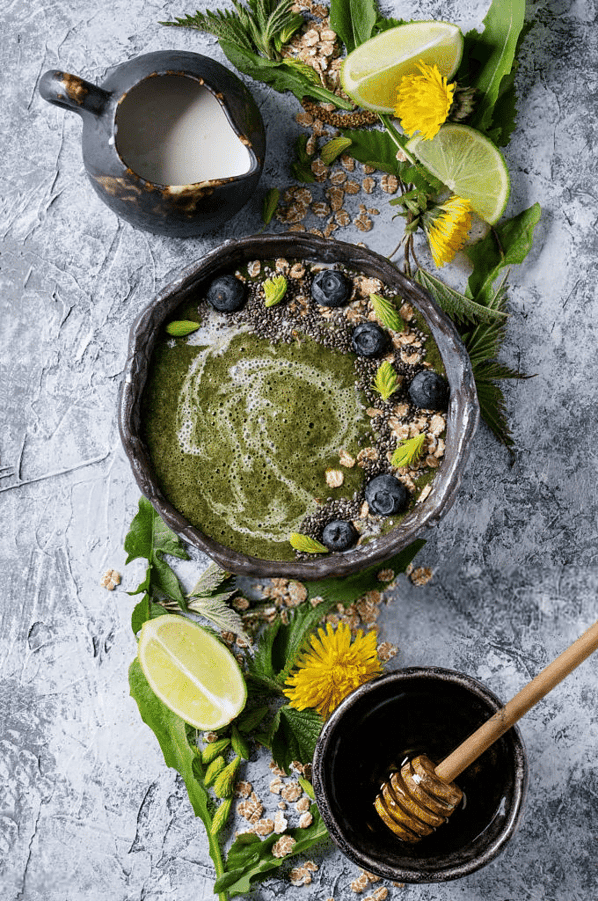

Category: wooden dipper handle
[435, 619, 598, 785]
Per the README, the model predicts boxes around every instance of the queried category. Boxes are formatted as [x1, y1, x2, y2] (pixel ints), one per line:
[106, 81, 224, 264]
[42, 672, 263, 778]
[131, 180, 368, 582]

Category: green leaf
[391, 433, 426, 468]
[470, 360, 526, 447]
[247, 617, 284, 690]
[463, 0, 526, 136]
[188, 562, 234, 598]
[370, 293, 403, 332]
[264, 274, 288, 307]
[187, 593, 249, 641]
[166, 320, 200, 337]
[219, 39, 354, 108]
[329, 0, 378, 53]
[291, 134, 316, 183]
[262, 187, 280, 225]
[289, 532, 329, 554]
[269, 705, 323, 772]
[214, 804, 329, 896]
[372, 360, 399, 401]
[320, 136, 353, 166]
[129, 659, 226, 880]
[464, 203, 542, 306]
[415, 267, 508, 325]
[130, 594, 168, 634]
[341, 124, 443, 194]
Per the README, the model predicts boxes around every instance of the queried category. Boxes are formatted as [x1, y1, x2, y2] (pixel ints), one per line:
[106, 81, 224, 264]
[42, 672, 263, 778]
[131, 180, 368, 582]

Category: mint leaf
[269, 705, 323, 772]
[329, 0, 377, 53]
[463, 0, 526, 136]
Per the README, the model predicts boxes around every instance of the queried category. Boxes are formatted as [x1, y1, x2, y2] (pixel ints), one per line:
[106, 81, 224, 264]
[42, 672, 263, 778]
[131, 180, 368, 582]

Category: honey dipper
[375, 619, 598, 842]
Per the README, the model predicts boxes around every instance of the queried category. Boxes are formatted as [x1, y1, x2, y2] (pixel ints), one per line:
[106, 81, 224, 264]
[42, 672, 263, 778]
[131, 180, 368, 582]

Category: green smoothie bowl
[119, 234, 478, 579]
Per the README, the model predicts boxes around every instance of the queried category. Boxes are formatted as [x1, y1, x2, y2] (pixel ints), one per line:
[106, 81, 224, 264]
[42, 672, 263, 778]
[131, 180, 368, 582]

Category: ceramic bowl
[312, 667, 528, 883]
[118, 233, 479, 579]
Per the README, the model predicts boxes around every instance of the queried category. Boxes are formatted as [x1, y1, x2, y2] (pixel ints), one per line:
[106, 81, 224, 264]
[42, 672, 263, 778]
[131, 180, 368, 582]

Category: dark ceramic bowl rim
[118, 233, 479, 579]
[111, 51, 263, 189]
[312, 666, 528, 883]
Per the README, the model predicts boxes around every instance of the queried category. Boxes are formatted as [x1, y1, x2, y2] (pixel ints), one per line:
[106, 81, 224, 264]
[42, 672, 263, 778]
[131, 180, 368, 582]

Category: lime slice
[341, 21, 463, 114]
[138, 615, 247, 729]
[407, 124, 510, 224]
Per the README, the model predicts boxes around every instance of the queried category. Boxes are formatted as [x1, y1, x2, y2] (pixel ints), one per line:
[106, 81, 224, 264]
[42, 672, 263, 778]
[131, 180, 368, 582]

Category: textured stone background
[2, 0, 598, 898]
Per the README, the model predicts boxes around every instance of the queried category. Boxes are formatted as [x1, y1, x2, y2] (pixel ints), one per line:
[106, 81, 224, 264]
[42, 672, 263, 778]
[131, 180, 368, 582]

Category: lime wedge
[341, 21, 463, 114]
[138, 615, 247, 729]
[407, 124, 510, 224]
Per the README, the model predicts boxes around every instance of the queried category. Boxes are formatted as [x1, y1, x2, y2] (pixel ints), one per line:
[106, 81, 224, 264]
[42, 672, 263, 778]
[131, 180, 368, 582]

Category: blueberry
[206, 275, 246, 312]
[321, 520, 358, 551]
[351, 322, 389, 357]
[408, 371, 450, 410]
[311, 269, 351, 307]
[365, 474, 408, 516]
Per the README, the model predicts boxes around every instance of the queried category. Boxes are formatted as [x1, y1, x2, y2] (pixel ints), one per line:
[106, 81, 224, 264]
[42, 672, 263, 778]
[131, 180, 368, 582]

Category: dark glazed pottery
[312, 668, 528, 883]
[38, 51, 265, 236]
[118, 233, 479, 580]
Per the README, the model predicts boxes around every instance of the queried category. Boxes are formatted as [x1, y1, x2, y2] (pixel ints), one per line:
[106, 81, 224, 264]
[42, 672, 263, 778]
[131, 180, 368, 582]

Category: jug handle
[39, 70, 110, 117]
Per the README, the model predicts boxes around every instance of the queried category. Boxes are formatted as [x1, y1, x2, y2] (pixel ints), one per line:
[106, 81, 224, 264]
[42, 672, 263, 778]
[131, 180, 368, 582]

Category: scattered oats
[306, 132, 317, 155]
[296, 187, 312, 205]
[381, 174, 399, 194]
[435, 438, 446, 458]
[310, 594, 325, 607]
[330, 169, 348, 185]
[377, 569, 395, 582]
[335, 209, 351, 226]
[254, 818, 275, 836]
[101, 569, 121, 590]
[368, 208, 380, 216]
[278, 800, 287, 809]
[290, 262, 306, 278]
[290, 865, 312, 886]
[360, 500, 370, 517]
[410, 566, 433, 586]
[236, 635, 251, 649]
[401, 349, 421, 365]
[312, 201, 331, 218]
[270, 761, 287, 776]
[296, 796, 311, 813]
[235, 780, 252, 798]
[237, 792, 263, 822]
[372, 888, 388, 900]
[377, 641, 398, 662]
[303, 763, 312, 781]
[247, 260, 261, 277]
[303, 27, 320, 45]
[288, 581, 308, 604]
[341, 153, 356, 171]
[325, 468, 344, 488]
[356, 213, 374, 230]
[288, 223, 307, 232]
[205, 732, 219, 743]
[281, 782, 303, 802]
[429, 414, 446, 436]
[396, 148, 408, 162]
[362, 176, 376, 194]
[339, 448, 356, 468]
[365, 589, 381, 604]
[327, 186, 345, 211]
[275, 257, 290, 272]
[272, 835, 296, 858]
[367, 407, 384, 418]
[344, 179, 361, 194]
[357, 447, 378, 466]
[221, 631, 235, 646]
[296, 111, 314, 127]
[299, 811, 314, 828]
[355, 276, 383, 297]
[351, 873, 370, 892]
[400, 302, 414, 321]
[324, 221, 339, 238]
[270, 776, 283, 795]
[311, 158, 329, 178]
[425, 454, 440, 468]
[232, 596, 250, 611]
[309, 227, 325, 237]
[417, 485, 432, 504]
[320, 40, 335, 56]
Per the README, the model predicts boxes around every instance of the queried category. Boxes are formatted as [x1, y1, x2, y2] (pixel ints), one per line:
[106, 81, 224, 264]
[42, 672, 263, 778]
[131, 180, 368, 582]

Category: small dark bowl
[312, 668, 528, 883]
[119, 233, 479, 579]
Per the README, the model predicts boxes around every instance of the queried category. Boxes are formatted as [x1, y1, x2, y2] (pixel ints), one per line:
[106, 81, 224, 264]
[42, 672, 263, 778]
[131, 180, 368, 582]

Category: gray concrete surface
[2, 0, 597, 898]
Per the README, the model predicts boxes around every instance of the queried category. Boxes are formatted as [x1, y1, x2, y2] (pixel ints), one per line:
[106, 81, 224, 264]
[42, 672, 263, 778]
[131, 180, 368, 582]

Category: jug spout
[39, 70, 110, 117]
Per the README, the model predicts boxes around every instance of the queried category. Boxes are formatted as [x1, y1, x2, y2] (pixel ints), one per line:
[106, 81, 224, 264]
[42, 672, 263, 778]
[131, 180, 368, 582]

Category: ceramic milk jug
[39, 51, 266, 236]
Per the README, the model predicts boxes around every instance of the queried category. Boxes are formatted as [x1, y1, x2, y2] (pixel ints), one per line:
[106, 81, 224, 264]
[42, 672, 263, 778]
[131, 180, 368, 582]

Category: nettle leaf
[329, 0, 377, 52]
[462, 0, 526, 136]
[188, 594, 249, 641]
[372, 360, 399, 401]
[262, 187, 280, 225]
[220, 40, 353, 108]
[291, 134, 316, 183]
[130, 595, 168, 635]
[289, 532, 328, 554]
[269, 705, 323, 772]
[370, 293, 403, 332]
[189, 561, 234, 599]
[415, 267, 507, 325]
[391, 432, 426, 469]
[320, 136, 353, 166]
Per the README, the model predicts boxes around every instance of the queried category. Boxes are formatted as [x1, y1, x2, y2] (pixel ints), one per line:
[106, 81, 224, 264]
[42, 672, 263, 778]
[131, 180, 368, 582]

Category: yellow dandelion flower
[395, 61, 455, 140]
[424, 195, 473, 268]
[283, 621, 382, 720]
